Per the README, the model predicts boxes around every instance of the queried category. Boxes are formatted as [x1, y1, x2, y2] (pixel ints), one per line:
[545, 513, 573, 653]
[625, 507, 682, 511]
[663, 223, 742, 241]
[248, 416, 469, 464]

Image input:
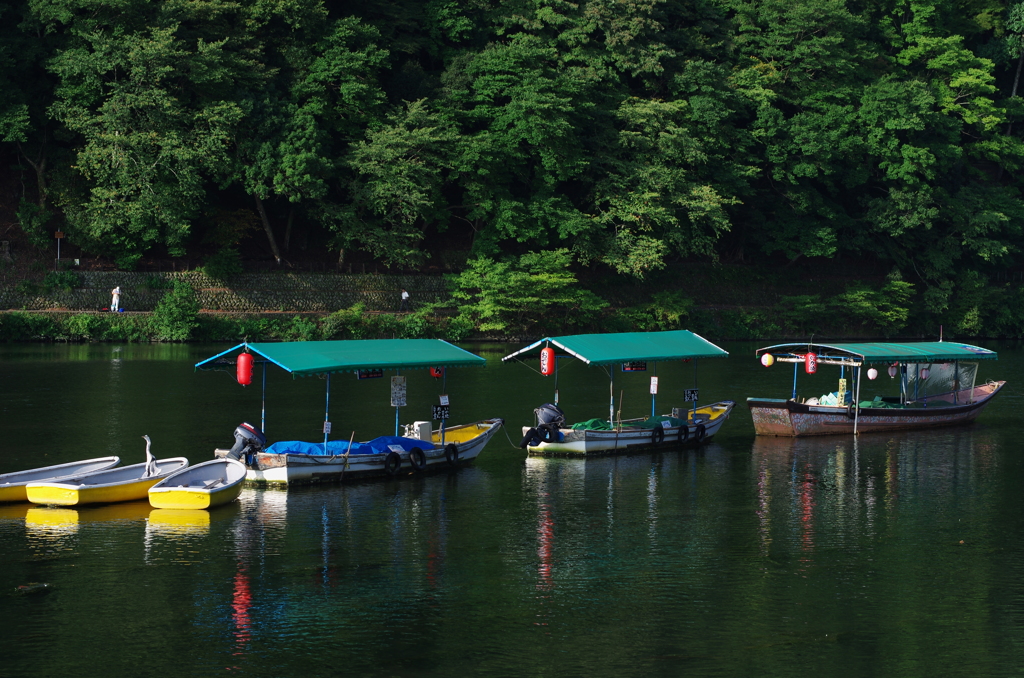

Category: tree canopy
[4, 0, 1024, 315]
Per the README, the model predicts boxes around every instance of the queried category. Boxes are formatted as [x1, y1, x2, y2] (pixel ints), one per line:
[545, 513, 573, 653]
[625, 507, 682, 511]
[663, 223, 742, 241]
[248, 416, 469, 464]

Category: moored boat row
[0, 334, 1006, 505]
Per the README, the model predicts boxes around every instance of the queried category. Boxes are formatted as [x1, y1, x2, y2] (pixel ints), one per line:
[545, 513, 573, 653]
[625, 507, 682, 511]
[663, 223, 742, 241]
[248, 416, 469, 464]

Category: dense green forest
[4, 0, 1024, 337]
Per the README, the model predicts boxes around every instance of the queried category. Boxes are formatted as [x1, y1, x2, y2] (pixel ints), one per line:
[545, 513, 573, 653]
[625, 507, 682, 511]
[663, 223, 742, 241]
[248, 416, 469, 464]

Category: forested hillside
[3, 0, 1024, 336]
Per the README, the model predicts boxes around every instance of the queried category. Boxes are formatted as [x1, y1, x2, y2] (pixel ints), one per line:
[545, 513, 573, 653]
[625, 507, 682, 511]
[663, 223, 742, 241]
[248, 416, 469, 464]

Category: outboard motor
[520, 403, 566, 449]
[226, 422, 266, 464]
[534, 403, 565, 428]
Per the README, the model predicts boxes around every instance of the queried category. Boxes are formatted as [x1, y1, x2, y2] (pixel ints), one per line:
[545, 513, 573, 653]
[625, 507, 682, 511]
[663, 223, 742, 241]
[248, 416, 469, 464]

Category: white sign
[650, 377, 659, 395]
[439, 394, 449, 406]
[391, 376, 407, 407]
[387, 444, 405, 453]
[323, 421, 332, 434]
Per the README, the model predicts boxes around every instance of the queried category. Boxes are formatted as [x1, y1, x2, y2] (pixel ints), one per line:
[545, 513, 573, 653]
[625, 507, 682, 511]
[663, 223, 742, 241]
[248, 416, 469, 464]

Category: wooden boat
[0, 457, 120, 503]
[148, 458, 248, 509]
[502, 331, 735, 457]
[195, 339, 504, 485]
[26, 436, 188, 506]
[748, 341, 1005, 436]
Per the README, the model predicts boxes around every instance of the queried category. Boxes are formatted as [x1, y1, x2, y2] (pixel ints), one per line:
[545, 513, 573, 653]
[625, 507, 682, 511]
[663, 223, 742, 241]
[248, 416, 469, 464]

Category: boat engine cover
[534, 403, 565, 428]
[227, 422, 267, 460]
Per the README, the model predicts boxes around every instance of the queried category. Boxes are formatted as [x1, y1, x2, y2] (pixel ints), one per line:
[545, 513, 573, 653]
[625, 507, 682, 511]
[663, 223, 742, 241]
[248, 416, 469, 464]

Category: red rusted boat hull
[748, 381, 1005, 436]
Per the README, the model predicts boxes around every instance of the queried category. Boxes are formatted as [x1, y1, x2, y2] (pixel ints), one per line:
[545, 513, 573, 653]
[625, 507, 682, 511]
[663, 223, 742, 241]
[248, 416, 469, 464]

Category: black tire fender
[651, 426, 665, 445]
[444, 443, 459, 466]
[384, 451, 402, 475]
[538, 423, 558, 443]
[694, 424, 706, 443]
[678, 425, 689, 443]
[408, 447, 427, 471]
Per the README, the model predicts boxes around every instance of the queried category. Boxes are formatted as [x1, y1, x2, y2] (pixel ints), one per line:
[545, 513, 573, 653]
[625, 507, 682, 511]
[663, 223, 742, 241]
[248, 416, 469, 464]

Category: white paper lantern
[760, 353, 774, 367]
[887, 365, 898, 378]
[920, 367, 930, 380]
[867, 368, 878, 380]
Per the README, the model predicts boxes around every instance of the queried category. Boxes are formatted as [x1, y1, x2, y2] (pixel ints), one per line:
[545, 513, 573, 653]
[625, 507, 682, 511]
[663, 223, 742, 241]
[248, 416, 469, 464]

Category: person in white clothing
[111, 286, 121, 312]
[399, 288, 410, 312]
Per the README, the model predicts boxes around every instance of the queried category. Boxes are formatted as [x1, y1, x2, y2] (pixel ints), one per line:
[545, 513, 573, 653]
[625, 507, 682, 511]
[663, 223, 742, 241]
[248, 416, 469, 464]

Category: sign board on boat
[439, 395, 449, 406]
[684, 389, 699, 402]
[432, 405, 450, 420]
[391, 376, 407, 407]
[323, 421, 332, 434]
[650, 377, 659, 394]
[622, 361, 647, 372]
[357, 369, 383, 379]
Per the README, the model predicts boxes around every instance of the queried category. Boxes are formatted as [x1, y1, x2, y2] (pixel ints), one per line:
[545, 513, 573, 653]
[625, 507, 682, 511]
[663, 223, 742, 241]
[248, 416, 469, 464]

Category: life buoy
[694, 424, 706, 442]
[651, 426, 665, 444]
[539, 423, 558, 443]
[678, 426, 689, 443]
[384, 451, 402, 475]
[408, 447, 427, 471]
[519, 427, 542, 449]
[444, 443, 460, 466]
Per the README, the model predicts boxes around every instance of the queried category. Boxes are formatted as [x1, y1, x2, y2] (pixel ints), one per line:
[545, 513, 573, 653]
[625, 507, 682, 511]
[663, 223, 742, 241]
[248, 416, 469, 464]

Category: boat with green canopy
[502, 330, 734, 457]
[748, 341, 1004, 436]
[195, 339, 503, 484]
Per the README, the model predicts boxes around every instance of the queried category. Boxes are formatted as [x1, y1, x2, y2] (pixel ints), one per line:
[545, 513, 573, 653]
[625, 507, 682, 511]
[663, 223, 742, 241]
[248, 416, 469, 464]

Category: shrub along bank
[2, 256, 1021, 342]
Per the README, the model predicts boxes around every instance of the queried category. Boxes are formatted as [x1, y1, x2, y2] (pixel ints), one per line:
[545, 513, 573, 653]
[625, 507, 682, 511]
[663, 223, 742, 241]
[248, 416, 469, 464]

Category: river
[1, 340, 1023, 677]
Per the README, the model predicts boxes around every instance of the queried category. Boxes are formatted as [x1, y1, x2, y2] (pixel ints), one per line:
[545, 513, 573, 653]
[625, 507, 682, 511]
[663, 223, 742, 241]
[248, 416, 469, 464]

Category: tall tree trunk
[17, 142, 47, 210]
[254, 194, 282, 264]
[284, 204, 293, 252]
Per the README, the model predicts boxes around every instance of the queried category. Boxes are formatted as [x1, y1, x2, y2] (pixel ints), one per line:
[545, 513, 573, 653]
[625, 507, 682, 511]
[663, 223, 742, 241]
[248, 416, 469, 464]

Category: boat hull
[221, 419, 504, 486]
[748, 382, 1005, 436]
[0, 457, 120, 503]
[25, 458, 189, 506]
[524, 401, 734, 457]
[148, 459, 247, 509]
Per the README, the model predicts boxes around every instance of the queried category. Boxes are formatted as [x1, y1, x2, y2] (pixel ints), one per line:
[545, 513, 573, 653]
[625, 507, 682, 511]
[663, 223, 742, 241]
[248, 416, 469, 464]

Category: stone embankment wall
[0, 271, 454, 312]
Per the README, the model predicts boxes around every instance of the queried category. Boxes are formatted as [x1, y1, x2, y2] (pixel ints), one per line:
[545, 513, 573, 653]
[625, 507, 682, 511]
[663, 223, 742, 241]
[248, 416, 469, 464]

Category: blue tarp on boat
[265, 436, 434, 457]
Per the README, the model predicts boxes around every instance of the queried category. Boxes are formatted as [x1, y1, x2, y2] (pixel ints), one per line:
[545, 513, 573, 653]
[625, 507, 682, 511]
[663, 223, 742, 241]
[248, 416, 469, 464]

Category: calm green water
[2, 341, 1024, 677]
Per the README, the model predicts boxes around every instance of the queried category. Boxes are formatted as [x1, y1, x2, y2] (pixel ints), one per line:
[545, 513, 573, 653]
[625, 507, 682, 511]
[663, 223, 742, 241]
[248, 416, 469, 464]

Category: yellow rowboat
[148, 458, 246, 510]
[25, 458, 189, 506]
[0, 456, 120, 503]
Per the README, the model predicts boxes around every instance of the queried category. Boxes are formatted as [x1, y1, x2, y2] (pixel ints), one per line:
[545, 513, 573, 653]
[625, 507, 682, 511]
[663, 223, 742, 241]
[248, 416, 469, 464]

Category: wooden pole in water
[339, 430, 355, 481]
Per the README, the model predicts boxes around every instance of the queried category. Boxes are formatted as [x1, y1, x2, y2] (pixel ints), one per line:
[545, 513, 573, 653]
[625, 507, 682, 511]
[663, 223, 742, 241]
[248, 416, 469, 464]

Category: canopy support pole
[324, 372, 331, 454]
[651, 363, 657, 418]
[792, 361, 798, 400]
[609, 368, 615, 426]
[394, 370, 401, 437]
[261, 361, 267, 433]
[693, 359, 698, 416]
[954, 361, 960, 404]
[854, 366, 862, 435]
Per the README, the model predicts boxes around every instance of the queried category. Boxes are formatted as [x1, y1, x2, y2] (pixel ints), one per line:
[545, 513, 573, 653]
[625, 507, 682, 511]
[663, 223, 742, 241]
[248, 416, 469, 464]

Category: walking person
[399, 288, 410, 312]
[111, 285, 122, 312]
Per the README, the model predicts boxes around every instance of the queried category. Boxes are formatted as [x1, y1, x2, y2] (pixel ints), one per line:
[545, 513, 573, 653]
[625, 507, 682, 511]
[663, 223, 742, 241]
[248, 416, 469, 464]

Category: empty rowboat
[148, 458, 247, 510]
[0, 457, 120, 503]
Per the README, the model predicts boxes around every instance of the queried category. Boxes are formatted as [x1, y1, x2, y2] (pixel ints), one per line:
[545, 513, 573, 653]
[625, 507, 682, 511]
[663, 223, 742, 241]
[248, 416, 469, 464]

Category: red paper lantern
[804, 352, 817, 374]
[236, 352, 254, 386]
[429, 366, 444, 378]
[540, 347, 555, 376]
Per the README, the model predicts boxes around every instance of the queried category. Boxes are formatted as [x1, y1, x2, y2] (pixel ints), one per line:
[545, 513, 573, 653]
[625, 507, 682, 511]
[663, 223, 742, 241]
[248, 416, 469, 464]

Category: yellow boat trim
[148, 482, 242, 510]
[27, 477, 163, 506]
[432, 421, 495, 445]
[0, 485, 28, 503]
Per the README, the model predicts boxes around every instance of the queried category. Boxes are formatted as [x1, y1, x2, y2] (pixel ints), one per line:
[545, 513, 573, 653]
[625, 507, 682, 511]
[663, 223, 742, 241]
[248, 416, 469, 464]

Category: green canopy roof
[196, 339, 486, 377]
[502, 330, 728, 365]
[756, 341, 997, 363]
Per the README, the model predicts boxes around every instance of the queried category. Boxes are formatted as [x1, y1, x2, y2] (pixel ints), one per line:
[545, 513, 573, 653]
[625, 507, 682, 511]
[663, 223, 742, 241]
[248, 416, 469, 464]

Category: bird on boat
[143, 435, 157, 477]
